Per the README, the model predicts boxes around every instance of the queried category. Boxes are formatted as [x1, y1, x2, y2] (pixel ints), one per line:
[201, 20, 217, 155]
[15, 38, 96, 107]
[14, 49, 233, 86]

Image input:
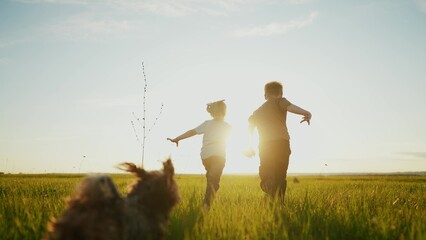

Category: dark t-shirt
[248, 98, 292, 144]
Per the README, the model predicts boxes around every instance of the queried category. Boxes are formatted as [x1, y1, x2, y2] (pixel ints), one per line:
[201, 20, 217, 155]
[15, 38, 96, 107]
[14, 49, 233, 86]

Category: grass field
[1, 173, 425, 240]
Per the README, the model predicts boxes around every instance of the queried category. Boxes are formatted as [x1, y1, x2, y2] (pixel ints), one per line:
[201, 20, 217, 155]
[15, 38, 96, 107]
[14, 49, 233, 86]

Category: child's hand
[167, 138, 179, 147]
[300, 113, 311, 125]
[243, 148, 256, 158]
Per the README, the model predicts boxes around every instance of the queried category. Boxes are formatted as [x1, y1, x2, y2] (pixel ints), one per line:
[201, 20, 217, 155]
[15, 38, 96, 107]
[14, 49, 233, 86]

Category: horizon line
[1, 171, 425, 176]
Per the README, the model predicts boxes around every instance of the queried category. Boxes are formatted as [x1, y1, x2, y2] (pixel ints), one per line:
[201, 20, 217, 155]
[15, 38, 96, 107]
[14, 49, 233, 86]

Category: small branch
[131, 120, 143, 148]
[146, 103, 164, 137]
[141, 62, 148, 166]
[132, 112, 144, 129]
[131, 62, 163, 167]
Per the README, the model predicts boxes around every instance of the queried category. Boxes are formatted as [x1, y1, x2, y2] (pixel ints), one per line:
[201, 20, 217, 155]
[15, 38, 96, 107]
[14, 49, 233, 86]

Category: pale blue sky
[1, 0, 425, 174]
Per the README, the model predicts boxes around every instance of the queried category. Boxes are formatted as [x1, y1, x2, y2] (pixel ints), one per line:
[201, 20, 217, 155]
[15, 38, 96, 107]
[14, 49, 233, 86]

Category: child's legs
[258, 151, 276, 195]
[259, 140, 291, 198]
[202, 156, 225, 205]
[275, 143, 290, 200]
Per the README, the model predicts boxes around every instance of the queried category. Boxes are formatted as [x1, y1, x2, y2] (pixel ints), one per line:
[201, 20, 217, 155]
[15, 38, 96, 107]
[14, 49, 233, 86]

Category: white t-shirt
[194, 119, 231, 160]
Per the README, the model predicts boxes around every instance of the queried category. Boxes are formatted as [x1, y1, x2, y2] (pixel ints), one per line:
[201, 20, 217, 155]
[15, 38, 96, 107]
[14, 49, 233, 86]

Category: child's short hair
[264, 81, 283, 97]
[207, 100, 227, 118]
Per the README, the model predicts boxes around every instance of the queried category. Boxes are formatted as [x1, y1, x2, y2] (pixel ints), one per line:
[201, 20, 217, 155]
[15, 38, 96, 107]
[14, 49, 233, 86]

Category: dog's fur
[45, 159, 180, 240]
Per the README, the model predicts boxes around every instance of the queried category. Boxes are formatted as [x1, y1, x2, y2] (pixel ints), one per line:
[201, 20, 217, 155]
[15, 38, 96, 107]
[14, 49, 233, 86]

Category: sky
[1, 0, 425, 174]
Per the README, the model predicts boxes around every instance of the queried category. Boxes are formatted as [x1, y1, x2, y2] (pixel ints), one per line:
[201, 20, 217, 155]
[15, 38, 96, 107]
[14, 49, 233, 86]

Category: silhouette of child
[247, 81, 311, 201]
[168, 100, 231, 208]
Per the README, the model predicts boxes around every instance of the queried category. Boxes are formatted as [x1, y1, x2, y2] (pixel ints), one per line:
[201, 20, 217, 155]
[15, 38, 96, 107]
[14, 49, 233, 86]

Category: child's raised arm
[287, 104, 312, 125]
[167, 129, 197, 147]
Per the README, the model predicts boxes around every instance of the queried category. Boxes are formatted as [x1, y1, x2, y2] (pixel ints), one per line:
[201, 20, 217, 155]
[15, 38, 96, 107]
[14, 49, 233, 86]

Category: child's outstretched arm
[287, 104, 312, 125]
[167, 129, 197, 147]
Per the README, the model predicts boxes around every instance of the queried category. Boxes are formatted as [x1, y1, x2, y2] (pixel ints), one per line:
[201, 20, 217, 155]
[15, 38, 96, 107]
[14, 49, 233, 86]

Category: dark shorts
[202, 156, 226, 205]
[258, 140, 291, 196]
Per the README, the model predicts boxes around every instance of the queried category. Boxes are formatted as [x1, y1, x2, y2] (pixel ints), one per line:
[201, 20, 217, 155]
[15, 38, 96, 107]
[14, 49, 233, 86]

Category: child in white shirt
[167, 100, 231, 208]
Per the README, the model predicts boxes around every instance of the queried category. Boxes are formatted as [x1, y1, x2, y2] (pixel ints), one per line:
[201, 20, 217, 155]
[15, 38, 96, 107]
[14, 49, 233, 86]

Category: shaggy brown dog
[45, 159, 180, 240]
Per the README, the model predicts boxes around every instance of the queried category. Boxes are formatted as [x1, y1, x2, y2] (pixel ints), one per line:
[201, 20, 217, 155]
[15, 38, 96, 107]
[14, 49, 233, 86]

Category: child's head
[264, 81, 283, 99]
[206, 100, 227, 119]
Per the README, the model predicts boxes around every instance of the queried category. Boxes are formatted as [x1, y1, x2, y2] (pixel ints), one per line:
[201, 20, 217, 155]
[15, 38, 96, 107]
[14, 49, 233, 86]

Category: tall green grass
[1, 174, 425, 239]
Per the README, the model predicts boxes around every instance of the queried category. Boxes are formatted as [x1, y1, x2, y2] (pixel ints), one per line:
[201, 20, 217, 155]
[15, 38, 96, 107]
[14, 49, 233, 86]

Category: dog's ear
[163, 158, 175, 180]
[117, 162, 146, 178]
